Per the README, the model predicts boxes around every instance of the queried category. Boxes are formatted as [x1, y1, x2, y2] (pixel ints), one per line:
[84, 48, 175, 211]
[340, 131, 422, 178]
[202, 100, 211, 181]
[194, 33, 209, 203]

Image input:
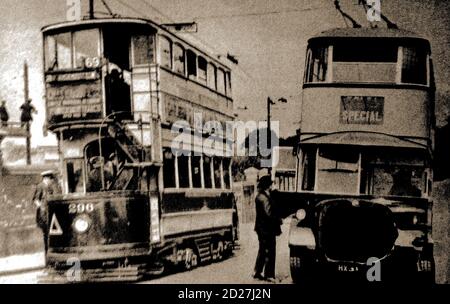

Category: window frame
[158, 35, 172, 69]
[131, 33, 156, 67]
[197, 56, 208, 84]
[64, 158, 86, 195]
[173, 42, 186, 75]
[44, 29, 101, 72]
[186, 49, 197, 79]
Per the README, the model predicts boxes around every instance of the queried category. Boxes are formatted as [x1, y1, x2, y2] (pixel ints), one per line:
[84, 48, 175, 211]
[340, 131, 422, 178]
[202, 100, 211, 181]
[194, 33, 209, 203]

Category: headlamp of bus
[295, 209, 306, 221]
[73, 215, 90, 234]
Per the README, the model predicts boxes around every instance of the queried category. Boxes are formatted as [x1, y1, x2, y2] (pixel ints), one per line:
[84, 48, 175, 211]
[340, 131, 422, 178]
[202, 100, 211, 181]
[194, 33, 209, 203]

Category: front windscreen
[45, 29, 100, 71]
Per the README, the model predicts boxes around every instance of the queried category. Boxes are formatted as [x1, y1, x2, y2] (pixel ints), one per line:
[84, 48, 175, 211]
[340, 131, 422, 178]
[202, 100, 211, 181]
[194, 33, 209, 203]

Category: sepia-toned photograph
[0, 0, 449, 288]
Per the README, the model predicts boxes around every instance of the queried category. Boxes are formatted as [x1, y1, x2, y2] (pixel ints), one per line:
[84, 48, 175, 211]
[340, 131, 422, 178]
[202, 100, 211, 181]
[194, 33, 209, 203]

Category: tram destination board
[45, 78, 103, 124]
[340, 96, 384, 125]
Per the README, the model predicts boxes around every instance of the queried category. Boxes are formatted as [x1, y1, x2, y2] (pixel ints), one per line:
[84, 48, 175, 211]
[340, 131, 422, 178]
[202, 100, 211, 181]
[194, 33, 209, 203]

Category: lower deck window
[178, 155, 190, 188]
[203, 156, 213, 188]
[213, 157, 222, 189]
[300, 146, 426, 198]
[223, 158, 231, 189]
[361, 165, 423, 197]
[163, 150, 176, 188]
[191, 156, 202, 188]
[316, 148, 359, 194]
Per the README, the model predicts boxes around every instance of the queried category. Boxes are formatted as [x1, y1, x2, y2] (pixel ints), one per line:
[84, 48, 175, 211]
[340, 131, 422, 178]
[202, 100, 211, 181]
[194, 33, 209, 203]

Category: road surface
[0, 220, 293, 284]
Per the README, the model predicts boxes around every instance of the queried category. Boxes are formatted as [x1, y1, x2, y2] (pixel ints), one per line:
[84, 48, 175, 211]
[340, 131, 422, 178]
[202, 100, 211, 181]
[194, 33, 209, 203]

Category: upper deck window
[187, 50, 197, 79]
[198, 56, 207, 84]
[207, 62, 217, 90]
[217, 68, 226, 95]
[401, 46, 427, 85]
[132, 34, 155, 66]
[45, 29, 100, 71]
[173, 43, 185, 75]
[74, 29, 100, 68]
[159, 36, 172, 69]
[333, 41, 397, 63]
[226, 72, 232, 97]
[333, 41, 398, 83]
[304, 46, 328, 83]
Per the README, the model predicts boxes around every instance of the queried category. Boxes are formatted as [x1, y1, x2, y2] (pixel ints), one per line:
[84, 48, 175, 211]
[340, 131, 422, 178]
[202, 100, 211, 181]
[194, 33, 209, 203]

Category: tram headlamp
[73, 215, 90, 233]
[295, 209, 306, 221]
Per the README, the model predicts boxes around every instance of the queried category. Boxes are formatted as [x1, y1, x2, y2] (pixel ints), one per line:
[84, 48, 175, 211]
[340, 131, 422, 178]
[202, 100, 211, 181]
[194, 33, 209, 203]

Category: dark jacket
[254, 190, 282, 237]
[33, 180, 61, 228]
[0, 106, 8, 122]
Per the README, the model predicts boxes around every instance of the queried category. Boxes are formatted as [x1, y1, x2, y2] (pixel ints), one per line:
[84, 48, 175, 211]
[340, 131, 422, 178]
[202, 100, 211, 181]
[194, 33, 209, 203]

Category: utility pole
[24, 61, 31, 165]
[266, 97, 287, 175]
[89, 0, 95, 19]
[267, 97, 272, 175]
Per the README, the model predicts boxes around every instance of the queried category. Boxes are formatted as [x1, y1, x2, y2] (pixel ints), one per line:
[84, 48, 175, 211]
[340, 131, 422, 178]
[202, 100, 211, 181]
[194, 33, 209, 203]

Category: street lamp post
[267, 97, 287, 175]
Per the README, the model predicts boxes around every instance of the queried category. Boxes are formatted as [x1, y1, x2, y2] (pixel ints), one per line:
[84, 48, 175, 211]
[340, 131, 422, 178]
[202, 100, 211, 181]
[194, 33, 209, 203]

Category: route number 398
[69, 203, 94, 214]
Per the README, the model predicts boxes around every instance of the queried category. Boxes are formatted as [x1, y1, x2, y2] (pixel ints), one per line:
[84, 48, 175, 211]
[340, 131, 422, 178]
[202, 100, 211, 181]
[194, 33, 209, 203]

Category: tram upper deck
[300, 28, 435, 148]
[41, 18, 234, 133]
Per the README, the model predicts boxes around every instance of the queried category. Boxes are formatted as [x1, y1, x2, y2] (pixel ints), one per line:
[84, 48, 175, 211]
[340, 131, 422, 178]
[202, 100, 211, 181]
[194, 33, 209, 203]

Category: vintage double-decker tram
[278, 27, 436, 283]
[39, 17, 237, 282]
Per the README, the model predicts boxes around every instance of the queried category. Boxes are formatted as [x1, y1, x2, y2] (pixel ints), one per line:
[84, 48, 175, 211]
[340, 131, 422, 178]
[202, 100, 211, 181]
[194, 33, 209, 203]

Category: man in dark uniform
[20, 98, 37, 128]
[32, 170, 61, 255]
[0, 100, 9, 127]
[253, 175, 282, 283]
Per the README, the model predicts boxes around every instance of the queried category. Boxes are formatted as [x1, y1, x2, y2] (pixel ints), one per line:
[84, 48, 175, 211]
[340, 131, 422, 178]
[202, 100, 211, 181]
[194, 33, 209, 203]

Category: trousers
[254, 232, 276, 278]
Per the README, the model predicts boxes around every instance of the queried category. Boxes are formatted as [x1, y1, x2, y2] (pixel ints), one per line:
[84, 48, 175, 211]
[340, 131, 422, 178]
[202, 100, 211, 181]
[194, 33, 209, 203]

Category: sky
[0, 0, 449, 147]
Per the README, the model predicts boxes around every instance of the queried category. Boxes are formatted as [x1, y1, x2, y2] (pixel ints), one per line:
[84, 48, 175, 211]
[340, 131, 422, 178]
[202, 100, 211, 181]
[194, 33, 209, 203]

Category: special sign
[340, 96, 384, 125]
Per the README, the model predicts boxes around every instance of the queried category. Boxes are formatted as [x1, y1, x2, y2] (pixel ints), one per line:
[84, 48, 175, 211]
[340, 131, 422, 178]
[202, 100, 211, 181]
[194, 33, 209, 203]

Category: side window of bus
[159, 36, 172, 69]
[66, 159, 85, 193]
[163, 149, 176, 188]
[173, 43, 185, 75]
[198, 56, 207, 84]
[132, 34, 155, 66]
[305, 46, 328, 83]
[207, 63, 217, 90]
[191, 155, 202, 188]
[217, 68, 225, 95]
[401, 46, 427, 85]
[187, 50, 197, 80]
[213, 157, 222, 189]
[203, 156, 213, 188]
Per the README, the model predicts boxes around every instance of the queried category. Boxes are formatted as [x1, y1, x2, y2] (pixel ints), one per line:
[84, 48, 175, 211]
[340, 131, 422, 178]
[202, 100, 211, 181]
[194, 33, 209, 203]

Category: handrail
[97, 110, 153, 190]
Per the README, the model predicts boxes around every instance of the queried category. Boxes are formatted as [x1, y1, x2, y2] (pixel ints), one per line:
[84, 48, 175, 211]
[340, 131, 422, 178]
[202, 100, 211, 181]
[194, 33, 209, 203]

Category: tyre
[184, 248, 198, 270]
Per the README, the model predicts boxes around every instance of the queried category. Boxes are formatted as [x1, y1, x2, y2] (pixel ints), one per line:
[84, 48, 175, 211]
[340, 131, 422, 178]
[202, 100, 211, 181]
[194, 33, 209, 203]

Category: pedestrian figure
[32, 170, 61, 256]
[253, 175, 282, 283]
[20, 98, 37, 128]
[0, 100, 9, 127]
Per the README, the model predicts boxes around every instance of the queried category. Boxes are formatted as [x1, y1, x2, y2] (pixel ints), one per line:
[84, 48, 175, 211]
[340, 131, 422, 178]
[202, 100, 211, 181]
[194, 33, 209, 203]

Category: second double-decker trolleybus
[274, 27, 436, 283]
[39, 17, 238, 282]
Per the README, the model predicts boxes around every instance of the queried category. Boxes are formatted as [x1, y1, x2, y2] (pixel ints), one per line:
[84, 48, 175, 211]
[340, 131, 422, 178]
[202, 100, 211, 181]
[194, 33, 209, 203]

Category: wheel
[216, 240, 224, 260]
[184, 248, 198, 270]
[290, 247, 314, 284]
